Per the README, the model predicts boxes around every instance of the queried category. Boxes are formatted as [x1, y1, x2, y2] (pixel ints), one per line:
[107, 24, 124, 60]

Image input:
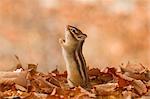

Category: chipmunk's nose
[67, 25, 71, 27]
[67, 25, 76, 29]
[67, 25, 72, 29]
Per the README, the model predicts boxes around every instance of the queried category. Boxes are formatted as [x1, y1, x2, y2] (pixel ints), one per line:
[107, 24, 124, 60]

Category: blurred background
[0, 0, 150, 72]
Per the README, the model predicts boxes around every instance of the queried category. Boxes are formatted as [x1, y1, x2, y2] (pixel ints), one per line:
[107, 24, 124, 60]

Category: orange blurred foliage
[0, 0, 149, 72]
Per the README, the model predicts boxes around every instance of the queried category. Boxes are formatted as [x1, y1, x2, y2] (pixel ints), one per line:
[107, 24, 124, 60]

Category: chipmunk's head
[65, 25, 87, 42]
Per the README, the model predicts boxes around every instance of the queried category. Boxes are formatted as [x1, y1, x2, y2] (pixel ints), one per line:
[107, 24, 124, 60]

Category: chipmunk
[59, 25, 90, 88]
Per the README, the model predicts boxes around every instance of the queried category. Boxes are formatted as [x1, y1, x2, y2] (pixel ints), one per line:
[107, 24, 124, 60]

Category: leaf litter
[1, 61, 150, 99]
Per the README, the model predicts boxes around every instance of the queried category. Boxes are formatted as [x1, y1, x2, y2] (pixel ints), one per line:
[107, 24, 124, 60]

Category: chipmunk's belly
[62, 48, 83, 86]
[64, 52, 81, 78]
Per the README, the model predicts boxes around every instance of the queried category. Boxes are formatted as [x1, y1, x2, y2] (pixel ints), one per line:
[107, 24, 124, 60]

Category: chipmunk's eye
[71, 28, 78, 34]
[72, 29, 76, 33]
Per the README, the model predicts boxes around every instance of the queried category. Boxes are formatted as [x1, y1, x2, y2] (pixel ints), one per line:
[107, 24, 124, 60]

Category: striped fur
[59, 25, 90, 88]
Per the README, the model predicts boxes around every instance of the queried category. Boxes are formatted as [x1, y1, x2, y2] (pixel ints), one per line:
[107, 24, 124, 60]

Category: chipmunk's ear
[77, 34, 87, 40]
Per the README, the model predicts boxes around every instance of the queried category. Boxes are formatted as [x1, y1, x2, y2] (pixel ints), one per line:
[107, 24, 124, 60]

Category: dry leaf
[132, 80, 147, 95]
[94, 83, 118, 96]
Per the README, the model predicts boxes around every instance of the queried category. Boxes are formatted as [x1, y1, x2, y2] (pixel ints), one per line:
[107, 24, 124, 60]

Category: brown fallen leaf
[89, 68, 113, 85]
[88, 68, 101, 76]
[94, 83, 118, 96]
[0, 71, 28, 87]
[120, 63, 145, 74]
[120, 65, 150, 81]
[15, 84, 27, 92]
[132, 80, 147, 95]
[46, 75, 61, 87]
[28, 64, 38, 75]
[107, 67, 132, 88]
[116, 73, 133, 88]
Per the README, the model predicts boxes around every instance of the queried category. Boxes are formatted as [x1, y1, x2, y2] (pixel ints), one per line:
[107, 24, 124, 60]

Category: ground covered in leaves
[1, 62, 150, 99]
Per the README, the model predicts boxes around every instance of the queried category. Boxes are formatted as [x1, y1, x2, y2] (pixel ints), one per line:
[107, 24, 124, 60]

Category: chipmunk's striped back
[75, 40, 89, 84]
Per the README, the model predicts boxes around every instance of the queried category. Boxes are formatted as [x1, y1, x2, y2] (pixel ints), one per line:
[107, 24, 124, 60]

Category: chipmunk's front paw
[59, 38, 65, 45]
